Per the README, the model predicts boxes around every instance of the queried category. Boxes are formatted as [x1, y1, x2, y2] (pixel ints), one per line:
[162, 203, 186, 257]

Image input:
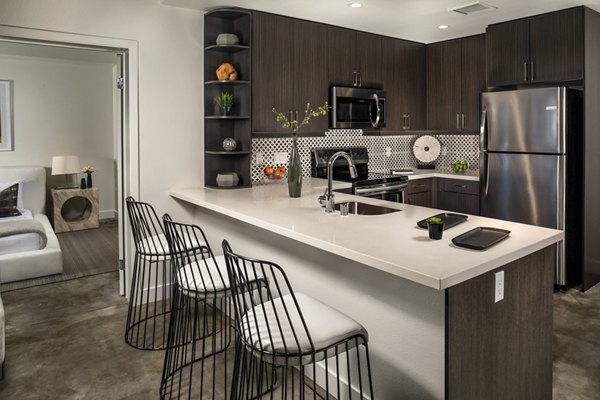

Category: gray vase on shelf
[288, 135, 302, 197]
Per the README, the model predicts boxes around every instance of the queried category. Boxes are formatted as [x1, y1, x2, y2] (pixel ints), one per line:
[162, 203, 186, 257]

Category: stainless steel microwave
[330, 86, 386, 129]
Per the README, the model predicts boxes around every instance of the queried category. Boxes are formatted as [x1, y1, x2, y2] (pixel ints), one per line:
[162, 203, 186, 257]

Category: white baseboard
[100, 209, 117, 220]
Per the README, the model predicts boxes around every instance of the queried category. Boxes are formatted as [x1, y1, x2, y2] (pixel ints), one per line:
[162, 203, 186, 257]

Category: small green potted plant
[214, 91, 234, 116]
[425, 216, 444, 240]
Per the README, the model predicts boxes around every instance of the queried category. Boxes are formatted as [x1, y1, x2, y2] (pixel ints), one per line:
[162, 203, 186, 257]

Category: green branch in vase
[272, 101, 329, 134]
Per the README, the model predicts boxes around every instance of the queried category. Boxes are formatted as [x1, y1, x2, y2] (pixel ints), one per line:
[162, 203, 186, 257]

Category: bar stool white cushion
[139, 233, 207, 260]
[177, 255, 229, 295]
[241, 292, 368, 365]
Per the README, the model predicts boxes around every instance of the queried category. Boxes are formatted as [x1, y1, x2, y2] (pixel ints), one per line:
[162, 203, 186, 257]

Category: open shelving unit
[204, 8, 252, 189]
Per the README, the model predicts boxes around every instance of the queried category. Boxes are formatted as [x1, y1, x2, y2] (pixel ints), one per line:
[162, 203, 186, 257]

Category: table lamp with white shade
[52, 155, 81, 188]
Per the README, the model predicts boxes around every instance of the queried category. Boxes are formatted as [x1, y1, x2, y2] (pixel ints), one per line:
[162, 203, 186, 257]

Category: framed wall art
[0, 80, 14, 151]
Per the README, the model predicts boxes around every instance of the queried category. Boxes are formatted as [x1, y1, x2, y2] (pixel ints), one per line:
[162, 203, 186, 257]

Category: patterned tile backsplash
[251, 130, 480, 182]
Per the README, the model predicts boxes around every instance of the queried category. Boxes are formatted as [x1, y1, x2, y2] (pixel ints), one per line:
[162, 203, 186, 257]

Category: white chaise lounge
[0, 166, 63, 283]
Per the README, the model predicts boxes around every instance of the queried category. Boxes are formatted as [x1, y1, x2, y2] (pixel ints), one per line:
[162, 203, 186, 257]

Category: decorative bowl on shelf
[216, 172, 239, 187]
[216, 33, 240, 46]
[222, 137, 237, 151]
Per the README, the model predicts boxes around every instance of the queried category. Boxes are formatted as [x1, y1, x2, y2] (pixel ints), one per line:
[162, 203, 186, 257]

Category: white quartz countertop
[170, 178, 562, 290]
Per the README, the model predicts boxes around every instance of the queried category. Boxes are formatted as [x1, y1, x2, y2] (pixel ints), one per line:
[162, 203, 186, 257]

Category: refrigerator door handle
[480, 108, 488, 151]
[480, 108, 489, 198]
[480, 151, 489, 197]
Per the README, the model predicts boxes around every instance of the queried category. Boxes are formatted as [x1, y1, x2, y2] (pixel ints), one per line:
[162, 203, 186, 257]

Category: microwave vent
[450, 1, 497, 15]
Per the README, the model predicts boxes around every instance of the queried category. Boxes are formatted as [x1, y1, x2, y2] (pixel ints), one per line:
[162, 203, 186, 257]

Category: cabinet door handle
[414, 184, 427, 188]
[530, 61, 535, 81]
[406, 113, 411, 129]
[524, 61, 528, 81]
[453, 184, 468, 188]
[461, 113, 465, 129]
[456, 113, 460, 129]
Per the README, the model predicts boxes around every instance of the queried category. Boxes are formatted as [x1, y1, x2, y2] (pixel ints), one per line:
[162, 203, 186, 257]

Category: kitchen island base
[178, 203, 554, 399]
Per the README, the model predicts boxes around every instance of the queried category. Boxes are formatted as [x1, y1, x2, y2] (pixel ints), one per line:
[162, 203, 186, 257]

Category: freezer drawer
[481, 87, 566, 154]
[480, 152, 565, 229]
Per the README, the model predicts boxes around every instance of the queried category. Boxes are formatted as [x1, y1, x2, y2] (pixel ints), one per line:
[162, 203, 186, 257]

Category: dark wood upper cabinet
[252, 11, 294, 133]
[461, 35, 486, 131]
[426, 39, 462, 131]
[382, 37, 426, 131]
[427, 35, 485, 132]
[356, 32, 382, 88]
[530, 8, 584, 83]
[487, 7, 584, 86]
[293, 19, 329, 134]
[327, 26, 357, 87]
[486, 19, 529, 86]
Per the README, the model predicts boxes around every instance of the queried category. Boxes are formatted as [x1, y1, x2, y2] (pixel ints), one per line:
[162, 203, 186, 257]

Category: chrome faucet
[318, 151, 358, 213]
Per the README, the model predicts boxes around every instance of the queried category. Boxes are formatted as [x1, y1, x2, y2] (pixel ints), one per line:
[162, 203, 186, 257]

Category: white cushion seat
[138, 233, 207, 260]
[241, 292, 368, 366]
[177, 255, 229, 295]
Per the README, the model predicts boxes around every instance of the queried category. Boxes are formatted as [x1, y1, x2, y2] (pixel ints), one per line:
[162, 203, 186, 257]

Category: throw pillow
[0, 180, 24, 211]
[0, 183, 22, 217]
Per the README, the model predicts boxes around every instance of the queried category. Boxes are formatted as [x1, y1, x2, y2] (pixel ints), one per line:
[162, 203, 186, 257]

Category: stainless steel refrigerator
[480, 87, 583, 290]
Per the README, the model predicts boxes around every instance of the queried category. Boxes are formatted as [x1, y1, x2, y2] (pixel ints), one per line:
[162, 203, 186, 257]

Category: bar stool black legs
[160, 215, 246, 399]
[222, 240, 375, 400]
[124, 197, 173, 350]
[124, 197, 206, 351]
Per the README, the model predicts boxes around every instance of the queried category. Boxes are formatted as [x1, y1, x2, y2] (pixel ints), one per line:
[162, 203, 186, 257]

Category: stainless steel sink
[334, 201, 401, 215]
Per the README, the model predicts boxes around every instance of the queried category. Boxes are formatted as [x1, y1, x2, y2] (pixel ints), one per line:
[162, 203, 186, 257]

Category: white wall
[0, 52, 118, 218]
[0, 0, 205, 221]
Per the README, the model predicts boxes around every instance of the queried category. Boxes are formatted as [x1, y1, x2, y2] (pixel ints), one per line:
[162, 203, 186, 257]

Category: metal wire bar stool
[124, 197, 206, 351]
[161, 215, 268, 400]
[222, 240, 375, 400]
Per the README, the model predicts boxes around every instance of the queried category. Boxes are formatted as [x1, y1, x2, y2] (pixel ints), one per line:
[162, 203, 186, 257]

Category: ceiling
[160, 0, 600, 43]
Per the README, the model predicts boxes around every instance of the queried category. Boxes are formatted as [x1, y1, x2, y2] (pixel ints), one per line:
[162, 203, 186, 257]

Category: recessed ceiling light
[348, 3, 363, 8]
[438, 25, 449, 29]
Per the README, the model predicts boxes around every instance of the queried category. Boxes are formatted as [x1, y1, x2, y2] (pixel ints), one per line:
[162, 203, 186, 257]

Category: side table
[51, 188, 100, 233]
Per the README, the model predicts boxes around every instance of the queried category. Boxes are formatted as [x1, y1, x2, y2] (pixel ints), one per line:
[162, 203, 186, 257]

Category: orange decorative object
[216, 63, 238, 81]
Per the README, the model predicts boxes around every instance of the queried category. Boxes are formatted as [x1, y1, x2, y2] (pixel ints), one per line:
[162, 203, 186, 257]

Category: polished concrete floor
[0, 271, 598, 399]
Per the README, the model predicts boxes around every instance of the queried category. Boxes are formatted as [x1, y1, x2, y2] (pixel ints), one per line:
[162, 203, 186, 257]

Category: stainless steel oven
[311, 147, 407, 203]
[330, 86, 386, 129]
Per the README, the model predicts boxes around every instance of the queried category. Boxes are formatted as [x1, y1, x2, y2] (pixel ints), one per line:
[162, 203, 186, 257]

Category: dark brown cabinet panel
[437, 178, 480, 215]
[327, 26, 357, 87]
[426, 40, 462, 130]
[461, 35, 486, 131]
[427, 36, 485, 132]
[487, 7, 584, 86]
[530, 8, 583, 83]
[293, 19, 329, 134]
[356, 32, 382, 88]
[406, 178, 433, 207]
[382, 37, 426, 131]
[486, 19, 530, 87]
[252, 11, 294, 133]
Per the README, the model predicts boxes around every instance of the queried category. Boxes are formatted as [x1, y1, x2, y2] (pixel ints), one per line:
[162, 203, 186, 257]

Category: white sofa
[0, 166, 63, 283]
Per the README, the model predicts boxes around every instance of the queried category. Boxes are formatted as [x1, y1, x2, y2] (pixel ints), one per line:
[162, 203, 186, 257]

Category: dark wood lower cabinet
[406, 178, 479, 214]
[436, 192, 479, 215]
[446, 246, 554, 399]
[405, 191, 432, 208]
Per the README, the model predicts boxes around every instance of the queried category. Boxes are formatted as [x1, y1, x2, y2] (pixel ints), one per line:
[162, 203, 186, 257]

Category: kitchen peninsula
[171, 179, 562, 400]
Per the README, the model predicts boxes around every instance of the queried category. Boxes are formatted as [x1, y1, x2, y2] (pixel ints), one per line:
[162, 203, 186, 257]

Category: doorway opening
[0, 26, 139, 296]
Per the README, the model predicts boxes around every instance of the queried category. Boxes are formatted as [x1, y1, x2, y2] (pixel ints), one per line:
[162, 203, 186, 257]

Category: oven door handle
[354, 184, 407, 196]
[369, 93, 381, 128]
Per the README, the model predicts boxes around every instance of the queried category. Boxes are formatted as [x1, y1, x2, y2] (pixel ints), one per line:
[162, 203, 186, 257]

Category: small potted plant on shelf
[82, 165, 95, 188]
[425, 216, 444, 240]
[214, 91, 234, 116]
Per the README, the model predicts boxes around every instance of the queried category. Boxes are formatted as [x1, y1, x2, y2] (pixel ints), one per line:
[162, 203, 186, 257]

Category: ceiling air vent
[450, 2, 497, 15]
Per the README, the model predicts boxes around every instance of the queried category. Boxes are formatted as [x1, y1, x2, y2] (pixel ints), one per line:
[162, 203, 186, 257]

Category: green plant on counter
[272, 101, 329, 135]
[425, 216, 443, 225]
[214, 91, 234, 108]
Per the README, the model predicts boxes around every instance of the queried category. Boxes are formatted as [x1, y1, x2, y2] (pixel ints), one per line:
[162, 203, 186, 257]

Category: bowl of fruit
[450, 160, 469, 173]
[263, 165, 287, 181]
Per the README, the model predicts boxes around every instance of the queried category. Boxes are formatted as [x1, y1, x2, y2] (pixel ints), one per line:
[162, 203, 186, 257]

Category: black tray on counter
[451, 227, 511, 250]
[417, 213, 468, 230]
